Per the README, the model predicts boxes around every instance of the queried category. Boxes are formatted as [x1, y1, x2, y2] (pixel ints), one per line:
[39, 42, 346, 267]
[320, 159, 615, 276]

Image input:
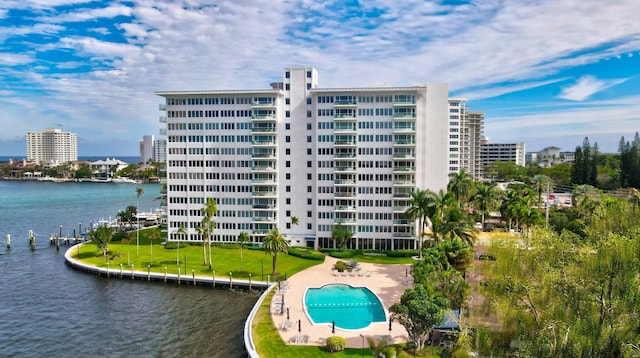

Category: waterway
[0, 180, 255, 357]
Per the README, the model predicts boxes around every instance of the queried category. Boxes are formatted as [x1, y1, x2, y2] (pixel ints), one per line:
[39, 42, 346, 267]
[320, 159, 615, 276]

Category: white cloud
[2, 0, 640, 155]
[558, 75, 627, 101]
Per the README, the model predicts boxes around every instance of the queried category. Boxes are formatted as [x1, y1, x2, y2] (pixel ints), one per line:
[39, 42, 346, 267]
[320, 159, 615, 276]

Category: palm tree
[447, 169, 474, 207]
[200, 198, 217, 269]
[263, 228, 289, 276]
[472, 182, 499, 230]
[406, 189, 438, 257]
[531, 174, 554, 205]
[237, 231, 250, 272]
[173, 224, 187, 265]
[135, 187, 144, 256]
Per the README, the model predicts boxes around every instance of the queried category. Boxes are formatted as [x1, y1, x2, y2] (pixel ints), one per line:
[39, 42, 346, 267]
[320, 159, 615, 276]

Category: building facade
[139, 135, 167, 164]
[26, 128, 78, 166]
[526, 146, 574, 167]
[479, 138, 526, 179]
[157, 67, 462, 250]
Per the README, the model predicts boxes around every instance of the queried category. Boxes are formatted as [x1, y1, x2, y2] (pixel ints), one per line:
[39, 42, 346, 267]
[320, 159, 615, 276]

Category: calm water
[0, 180, 255, 357]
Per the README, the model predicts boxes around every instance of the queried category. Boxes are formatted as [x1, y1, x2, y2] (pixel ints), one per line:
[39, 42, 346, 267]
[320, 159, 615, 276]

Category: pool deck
[271, 256, 412, 348]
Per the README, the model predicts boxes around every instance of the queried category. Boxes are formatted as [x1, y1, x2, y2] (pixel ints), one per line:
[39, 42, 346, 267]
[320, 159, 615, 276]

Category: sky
[0, 0, 639, 157]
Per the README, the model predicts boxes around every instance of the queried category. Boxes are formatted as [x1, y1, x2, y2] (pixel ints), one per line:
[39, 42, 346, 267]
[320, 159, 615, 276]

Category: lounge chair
[332, 270, 339, 277]
[366, 271, 373, 277]
[280, 320, 294, 331]
[303, 335, 311, 344]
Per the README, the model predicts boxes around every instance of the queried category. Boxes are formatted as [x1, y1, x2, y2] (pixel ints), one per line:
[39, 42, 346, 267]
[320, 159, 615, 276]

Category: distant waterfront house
[90, 158, 129, 178]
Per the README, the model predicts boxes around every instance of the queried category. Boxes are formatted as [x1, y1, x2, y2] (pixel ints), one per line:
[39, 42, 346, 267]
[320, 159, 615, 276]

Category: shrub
[164, 241, 189, 250]
[334, 261, 347, 272]
[384, 249, 419, 257]
[326, 336, 346, 353]
[329, 249, 359, 259]
[288, 247, 325, 261]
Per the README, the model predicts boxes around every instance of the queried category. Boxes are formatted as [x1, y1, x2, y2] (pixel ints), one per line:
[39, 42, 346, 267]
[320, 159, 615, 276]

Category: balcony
[393, 180, 415, 186]
[335, 205, 357, 212]
[393, 152, 415, 159]
[252, 140, 277, 146]
[334, 218, 357, 225]
[334, 166, 356, 172]
[334, 179, 356, 185]
[393, 125, 414, 133]
[159, 128, 166, 135]
[252, 191, 277, 197]
[334, 124, 356, 133]
[252, 216, 276, 223]
[159, 103, 166, 110]
[393, 193, 411, 199]
[251, 152, 276, 159]
[393, 140, 415, 146]
[334, 152, 356, 158]
[159, 116, 166, 123]
[251, 99, 276, 108]
[393, 219, 412, 225]
[252, 166, 276, 172]
[393, 167, 415, 173]
[393, 99, 416, 106]
[251, 112, 277, 120]
[334, 191, 356, 198]
[393, 206, 409, 213]
[252, 204, 275, 210]
[251, 127, 276, 133]
[334, 140, 356, 147]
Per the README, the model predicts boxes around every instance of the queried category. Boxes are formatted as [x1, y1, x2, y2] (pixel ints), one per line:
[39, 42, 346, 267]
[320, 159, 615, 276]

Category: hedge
[287, 247, 325, 261]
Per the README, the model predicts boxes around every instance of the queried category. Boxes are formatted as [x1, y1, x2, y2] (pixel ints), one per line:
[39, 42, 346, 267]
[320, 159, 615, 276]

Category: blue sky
[0, 0, 639, 156]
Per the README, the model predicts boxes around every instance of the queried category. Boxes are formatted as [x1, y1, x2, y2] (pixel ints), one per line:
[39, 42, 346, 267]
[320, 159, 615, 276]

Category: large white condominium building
[26, 128, 78, 166]
[156, 67, 466, 251]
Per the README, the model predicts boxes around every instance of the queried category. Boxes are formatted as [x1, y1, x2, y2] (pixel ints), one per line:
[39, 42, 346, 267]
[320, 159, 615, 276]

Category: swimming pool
[305, 284, 387, 330]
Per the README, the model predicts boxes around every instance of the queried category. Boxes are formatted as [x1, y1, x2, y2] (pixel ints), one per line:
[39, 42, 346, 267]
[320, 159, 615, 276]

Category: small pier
[49, 236, 87, 246]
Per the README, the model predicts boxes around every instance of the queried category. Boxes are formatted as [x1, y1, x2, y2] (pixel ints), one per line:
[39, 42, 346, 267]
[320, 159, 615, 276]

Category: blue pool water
[305, 284, 387, 330]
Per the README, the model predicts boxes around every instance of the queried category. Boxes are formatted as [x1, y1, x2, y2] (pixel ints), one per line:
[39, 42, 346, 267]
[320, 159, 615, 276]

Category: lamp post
[359, 334, 364, 358]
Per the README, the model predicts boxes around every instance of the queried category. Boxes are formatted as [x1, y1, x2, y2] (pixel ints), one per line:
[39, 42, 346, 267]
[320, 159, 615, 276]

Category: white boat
[111, 177, 137, 184]
[90, 177, 112, 183]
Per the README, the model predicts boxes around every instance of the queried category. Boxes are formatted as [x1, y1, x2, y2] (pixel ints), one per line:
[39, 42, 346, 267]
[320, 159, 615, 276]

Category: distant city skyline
[1, 1, 639, 156]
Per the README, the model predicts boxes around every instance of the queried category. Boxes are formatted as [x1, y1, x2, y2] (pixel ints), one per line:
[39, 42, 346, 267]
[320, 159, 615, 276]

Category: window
[286, 210, 291, 217]
[286, 161, 291, 167]
[307, 123, 312, 130]
[307, 83, 311, 90]
[285, 123, 290, 130]
[307, 186, 312, 192]
[286, 198, 291, 204]
[306, 70, 312, 78]
[286, 223, 291, 229]
[307, 161, 312, 167]
[286, 173, 291, 180]
[285, 148, 291, 155]
[307, 136, 312, 143]
[285, 71, 290, 78]
[285, 111, 290, 118]
[285, 98, 290, 105]
[306, 97, 312, 105]
[286, 136, 290, 142]
[307, 110, 312, 118]
[285, 83, 290, 90]
[307, 223, 312, 230]
[307, 198, 312, 205]
[307, 173, 312, 180]
[286, 186, 291, 192]
[307, 148, 312, 155]
[307, 210, 312, 217]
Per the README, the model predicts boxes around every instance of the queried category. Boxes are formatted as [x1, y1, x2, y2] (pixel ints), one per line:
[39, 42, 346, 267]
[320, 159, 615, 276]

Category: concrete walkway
[270, 256, 412, 348]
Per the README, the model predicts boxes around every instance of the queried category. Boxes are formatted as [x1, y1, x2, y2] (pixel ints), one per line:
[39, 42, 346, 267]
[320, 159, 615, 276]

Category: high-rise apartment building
[156, 67, 466, 250]
[139, 135, 167, 164]
[26, 128, 78, 166]
[458, 110, 484, 179]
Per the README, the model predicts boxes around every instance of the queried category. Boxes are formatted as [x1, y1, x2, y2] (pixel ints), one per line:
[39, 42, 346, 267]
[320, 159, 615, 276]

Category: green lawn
[72, 228, 323, 280]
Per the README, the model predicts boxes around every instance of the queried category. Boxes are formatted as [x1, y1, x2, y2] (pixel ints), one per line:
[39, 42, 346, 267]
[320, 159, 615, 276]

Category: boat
[90, 177, 112, 183]
[111, 177, 137, 184]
